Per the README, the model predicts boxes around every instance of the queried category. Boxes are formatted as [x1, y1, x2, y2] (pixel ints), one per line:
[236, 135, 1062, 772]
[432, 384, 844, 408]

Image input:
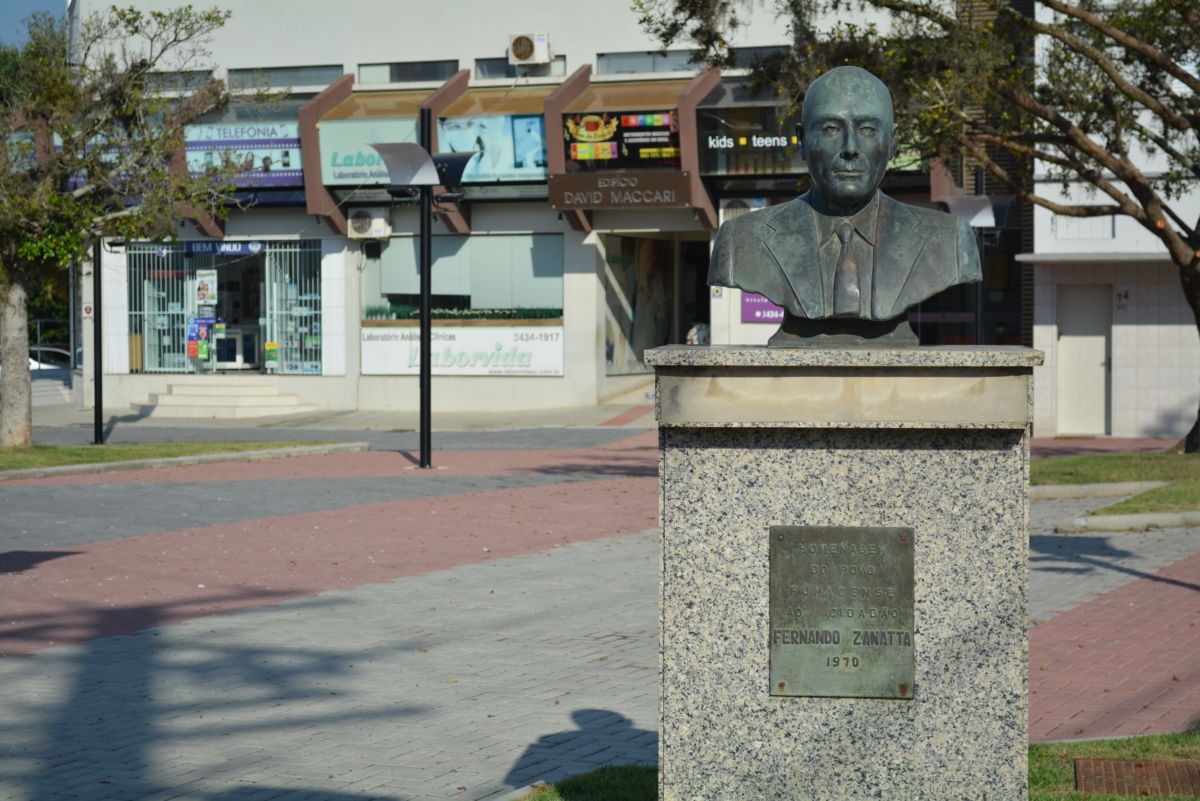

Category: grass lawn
[515, 734, 1200, 801]
[1031, 453, 1200, 515]
[0, 442, 324, 471]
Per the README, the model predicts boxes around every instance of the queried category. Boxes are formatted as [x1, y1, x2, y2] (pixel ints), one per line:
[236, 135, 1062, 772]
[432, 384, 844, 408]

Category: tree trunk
[1176, 256, 1200, 453]
[0, 276, 32, 448]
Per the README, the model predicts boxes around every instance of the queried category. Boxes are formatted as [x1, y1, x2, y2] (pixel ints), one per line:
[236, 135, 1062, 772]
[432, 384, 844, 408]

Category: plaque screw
[777, 534, 784, 541]
[899, 535, 907, 545]
[777, 682, 787, 691]
[899, 683, 909, 696]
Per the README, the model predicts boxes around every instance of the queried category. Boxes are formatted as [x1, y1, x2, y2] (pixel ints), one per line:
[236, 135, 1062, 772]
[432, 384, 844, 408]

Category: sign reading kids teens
[438, 114, 548, 183]
[185, 122, 303, 187]
[564, 110, 680, 170]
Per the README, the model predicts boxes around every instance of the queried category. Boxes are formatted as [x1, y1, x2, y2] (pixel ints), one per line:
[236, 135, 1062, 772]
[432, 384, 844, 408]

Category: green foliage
[638, 0, 1200, 275]
[1030, 453, 1200, 485]
[0, 5, 241, 285]
[0, 442, 324, 471]
[1089, 477, 1200, 516]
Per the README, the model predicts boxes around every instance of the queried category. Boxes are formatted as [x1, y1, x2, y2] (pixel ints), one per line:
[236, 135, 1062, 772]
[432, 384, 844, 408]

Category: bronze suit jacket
[710, 191, 981, 321]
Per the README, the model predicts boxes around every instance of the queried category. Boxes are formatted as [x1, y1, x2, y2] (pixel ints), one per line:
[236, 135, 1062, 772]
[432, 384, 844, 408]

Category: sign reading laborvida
[769, 525, 915, 699]
[549, 172, 692, 210]
[361, 325, 564, 376]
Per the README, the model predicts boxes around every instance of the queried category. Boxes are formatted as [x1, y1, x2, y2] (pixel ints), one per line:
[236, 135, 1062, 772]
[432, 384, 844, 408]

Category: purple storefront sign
[741, 292, 784, 323]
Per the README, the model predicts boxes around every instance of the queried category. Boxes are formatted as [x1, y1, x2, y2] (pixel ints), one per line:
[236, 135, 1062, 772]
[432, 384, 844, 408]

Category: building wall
[1032, 260, 1199, 438]
[70, 0, 797, 84]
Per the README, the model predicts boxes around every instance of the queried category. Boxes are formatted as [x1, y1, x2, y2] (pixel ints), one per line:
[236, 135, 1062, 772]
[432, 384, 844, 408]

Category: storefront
[125, 239, 323, 375]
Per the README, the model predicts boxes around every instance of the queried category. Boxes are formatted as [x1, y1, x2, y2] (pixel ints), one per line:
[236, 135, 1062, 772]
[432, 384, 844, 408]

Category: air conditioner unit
[508, 33, 551, 66]
[347, 207, 392, 240]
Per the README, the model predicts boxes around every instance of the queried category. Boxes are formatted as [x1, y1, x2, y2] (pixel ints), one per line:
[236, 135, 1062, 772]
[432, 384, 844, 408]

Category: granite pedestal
[646, 345, 1044, 801]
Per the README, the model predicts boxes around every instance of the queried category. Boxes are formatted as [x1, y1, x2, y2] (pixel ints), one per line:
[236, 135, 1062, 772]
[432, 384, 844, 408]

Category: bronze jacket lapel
[871, 196, 929, 320]
[764, 196, 825, 319]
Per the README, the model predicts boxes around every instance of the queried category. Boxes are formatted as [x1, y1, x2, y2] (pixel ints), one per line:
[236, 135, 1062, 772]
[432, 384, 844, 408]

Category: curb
[1030, 481, 1169, 500]
[1055, 510, 1200, 533]
[0, 442, 370, 481]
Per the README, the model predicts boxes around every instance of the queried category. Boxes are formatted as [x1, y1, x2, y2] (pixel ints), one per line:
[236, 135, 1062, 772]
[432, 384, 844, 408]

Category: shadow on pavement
[1031, 534, 1200, 592]
[7, 594, 428, 801]
[209, 789, 403, 800]
[0, 550, 81, 574]
[504, 709, 656, 792]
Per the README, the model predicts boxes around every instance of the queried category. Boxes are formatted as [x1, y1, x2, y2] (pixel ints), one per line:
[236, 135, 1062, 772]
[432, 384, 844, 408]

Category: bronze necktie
[833, 221, 861, 315]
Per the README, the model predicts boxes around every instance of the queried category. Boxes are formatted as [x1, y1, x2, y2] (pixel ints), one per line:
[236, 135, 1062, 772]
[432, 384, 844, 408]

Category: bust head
[799, 67, 899, 216]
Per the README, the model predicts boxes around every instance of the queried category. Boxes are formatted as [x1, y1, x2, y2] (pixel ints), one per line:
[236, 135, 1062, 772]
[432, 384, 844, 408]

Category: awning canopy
[322, 91, 428, 121]
[564, 80, 691, 113]
[441, 86, 557, 116]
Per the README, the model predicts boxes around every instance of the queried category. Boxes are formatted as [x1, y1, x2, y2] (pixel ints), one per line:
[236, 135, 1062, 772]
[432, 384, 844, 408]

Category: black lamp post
[369, 120, 474, 469]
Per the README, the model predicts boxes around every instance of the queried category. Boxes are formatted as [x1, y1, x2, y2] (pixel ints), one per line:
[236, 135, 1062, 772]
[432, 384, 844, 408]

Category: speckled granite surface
[657, 349, 1036, 801]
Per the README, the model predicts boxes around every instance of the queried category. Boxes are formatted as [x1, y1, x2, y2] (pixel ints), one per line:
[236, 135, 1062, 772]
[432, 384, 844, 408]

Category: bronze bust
[709, 66, 981, 345]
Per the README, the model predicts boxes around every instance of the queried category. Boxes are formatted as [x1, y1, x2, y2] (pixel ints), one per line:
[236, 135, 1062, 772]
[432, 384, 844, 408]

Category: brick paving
[1, 425, 1199, 801]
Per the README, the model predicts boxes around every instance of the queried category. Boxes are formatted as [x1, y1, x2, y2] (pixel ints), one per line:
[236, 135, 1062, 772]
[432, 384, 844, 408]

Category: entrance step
[136, 382, 318, 419]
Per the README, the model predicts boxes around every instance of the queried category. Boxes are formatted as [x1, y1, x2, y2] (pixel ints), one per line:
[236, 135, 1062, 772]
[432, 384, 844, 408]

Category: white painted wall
[70, 0, 798, 84]
[1033, 260, 1199, 438]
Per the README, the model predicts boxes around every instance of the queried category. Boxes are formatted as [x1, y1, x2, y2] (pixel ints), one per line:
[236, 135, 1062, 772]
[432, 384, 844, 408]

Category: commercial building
[69, 0, 1030, 422]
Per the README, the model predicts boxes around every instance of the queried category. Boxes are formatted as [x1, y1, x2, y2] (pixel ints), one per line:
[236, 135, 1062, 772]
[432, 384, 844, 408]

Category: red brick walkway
[1030, 549, 1200, 741]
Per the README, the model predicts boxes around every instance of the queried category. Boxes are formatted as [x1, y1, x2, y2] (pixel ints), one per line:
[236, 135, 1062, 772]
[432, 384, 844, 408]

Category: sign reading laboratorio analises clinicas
[360, 326, 564, 376]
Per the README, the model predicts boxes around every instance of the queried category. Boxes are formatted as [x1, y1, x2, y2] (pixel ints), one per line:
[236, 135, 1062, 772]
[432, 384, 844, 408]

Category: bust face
[800, 68, 898, 214]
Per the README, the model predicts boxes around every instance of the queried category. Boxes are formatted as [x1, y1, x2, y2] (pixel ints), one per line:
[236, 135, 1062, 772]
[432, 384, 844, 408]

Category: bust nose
[840, 129, 859, 160]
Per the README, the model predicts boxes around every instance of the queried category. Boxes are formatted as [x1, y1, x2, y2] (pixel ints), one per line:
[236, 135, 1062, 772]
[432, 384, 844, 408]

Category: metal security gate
[127, 240, 322, 374]
[127, 244, 216, 373]
[264, 241, 323, 374]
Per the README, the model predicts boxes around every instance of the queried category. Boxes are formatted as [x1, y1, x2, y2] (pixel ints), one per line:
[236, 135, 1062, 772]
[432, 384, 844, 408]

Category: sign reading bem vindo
[769, 525, 915, 699]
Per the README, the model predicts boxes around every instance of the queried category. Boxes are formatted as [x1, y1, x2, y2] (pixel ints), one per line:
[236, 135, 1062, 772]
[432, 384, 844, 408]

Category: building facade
[69, 0, 1034, 422]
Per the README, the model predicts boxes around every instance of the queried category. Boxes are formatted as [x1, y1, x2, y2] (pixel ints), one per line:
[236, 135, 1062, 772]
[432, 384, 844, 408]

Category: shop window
[474, 55, 566, 80]
[228, 65, 344, 90]
[368, 234, 563, 318]
[596, 50, 696, 74]
[126, 240, 323, 375]
[728, 46, 787, 68]
[146, 70, 211, 92]
[358, 60, 459, 84]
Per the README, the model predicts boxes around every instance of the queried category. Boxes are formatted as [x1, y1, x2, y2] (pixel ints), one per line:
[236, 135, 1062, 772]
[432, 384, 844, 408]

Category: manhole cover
[1075, 758, 1200, 796]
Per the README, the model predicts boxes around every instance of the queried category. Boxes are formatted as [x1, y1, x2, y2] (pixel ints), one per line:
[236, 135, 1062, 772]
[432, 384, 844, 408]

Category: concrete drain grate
[1075, 758, 1200, 796]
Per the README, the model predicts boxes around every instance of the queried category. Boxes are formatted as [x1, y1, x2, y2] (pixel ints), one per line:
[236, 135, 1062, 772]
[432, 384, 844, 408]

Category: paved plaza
[1, 408, 1198, 800]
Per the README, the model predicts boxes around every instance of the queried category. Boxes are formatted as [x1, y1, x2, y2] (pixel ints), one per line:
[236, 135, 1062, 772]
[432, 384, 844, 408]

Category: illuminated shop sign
[696, 106, 805, 176]
[563, 109, 680, 170]
[185, 122, 303, 187]
[438, 113, 548, 183]
[317, 118, 418, 186]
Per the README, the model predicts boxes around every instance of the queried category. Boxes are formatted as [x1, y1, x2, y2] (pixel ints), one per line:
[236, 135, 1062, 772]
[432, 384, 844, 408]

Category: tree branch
[1035, 0, 1200, 95]
[1004, 8, 1191, 132]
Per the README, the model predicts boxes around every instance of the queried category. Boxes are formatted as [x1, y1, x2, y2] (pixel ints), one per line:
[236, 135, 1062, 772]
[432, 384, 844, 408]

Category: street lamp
[369, 109, 474, 469]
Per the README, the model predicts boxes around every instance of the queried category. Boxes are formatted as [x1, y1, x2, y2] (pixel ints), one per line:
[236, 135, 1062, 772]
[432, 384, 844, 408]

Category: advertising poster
[185, 122, 303, 187]
[438, 114, 547, 183]
[264, 341, 279, 368]
[318, 118, 418, 186]
[361, 326, 564, 376]
[195, 269, 218, 305]
[564, 110, 680, 170]
[741, 292, 785, 323]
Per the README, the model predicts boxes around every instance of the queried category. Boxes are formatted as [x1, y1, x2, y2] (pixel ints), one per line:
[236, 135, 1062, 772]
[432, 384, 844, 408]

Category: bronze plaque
[548, 171, 692, 210]
[769, 525, 915, 699]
